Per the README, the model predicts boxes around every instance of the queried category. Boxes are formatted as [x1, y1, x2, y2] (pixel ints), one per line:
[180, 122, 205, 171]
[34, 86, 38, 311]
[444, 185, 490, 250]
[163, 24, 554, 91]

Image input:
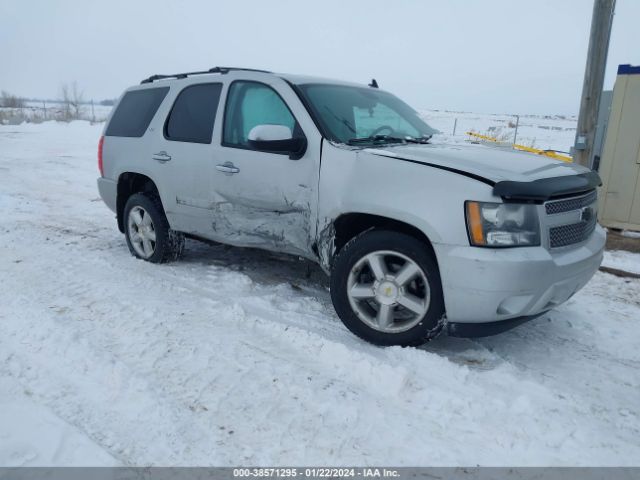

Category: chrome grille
[545, 189, 598, 249]
[549, 216, 597, 248]
[545, 190, 597, 215]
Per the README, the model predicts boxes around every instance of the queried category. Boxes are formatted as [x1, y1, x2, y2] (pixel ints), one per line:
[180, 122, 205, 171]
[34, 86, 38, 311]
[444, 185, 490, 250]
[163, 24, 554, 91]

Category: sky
[1, 0, 639, 115]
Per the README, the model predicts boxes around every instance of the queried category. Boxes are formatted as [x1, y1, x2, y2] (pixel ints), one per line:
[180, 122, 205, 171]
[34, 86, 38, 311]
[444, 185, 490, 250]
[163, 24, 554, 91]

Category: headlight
[465, 201, 540, 247]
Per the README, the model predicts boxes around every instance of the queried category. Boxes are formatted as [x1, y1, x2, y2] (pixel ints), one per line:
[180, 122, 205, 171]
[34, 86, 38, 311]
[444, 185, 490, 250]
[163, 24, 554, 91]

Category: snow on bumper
[436, 225, 606, 325]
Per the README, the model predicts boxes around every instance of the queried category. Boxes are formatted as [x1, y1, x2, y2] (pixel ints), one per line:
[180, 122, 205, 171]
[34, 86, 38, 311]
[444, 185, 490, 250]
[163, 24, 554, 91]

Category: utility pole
[573, 0, 616, 167]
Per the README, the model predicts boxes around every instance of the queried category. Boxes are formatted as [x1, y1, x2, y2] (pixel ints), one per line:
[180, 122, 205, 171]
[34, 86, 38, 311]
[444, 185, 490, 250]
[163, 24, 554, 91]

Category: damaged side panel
[208, 198, 314, 259]
[316, 219, 336, 274]
[315, 141, 496, 272]
[205, 78, 323, 260]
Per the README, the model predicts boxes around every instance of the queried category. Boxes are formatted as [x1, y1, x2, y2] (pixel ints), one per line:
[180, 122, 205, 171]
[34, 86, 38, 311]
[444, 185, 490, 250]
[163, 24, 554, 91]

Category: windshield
[297, 83, 436, 145]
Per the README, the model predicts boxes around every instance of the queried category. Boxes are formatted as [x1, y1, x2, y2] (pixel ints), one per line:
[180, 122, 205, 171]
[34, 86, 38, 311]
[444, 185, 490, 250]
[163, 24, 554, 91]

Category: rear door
[151, 82, 223, 235]
[210, 79, 320, 258]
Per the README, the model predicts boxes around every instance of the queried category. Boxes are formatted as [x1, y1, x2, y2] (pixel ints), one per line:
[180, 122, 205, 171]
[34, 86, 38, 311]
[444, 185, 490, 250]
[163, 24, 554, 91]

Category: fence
[0, 100, 112, 125]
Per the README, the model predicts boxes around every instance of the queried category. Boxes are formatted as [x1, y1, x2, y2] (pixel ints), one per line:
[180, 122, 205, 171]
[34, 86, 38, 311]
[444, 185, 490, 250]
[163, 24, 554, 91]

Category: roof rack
[140, 67, 272, 84]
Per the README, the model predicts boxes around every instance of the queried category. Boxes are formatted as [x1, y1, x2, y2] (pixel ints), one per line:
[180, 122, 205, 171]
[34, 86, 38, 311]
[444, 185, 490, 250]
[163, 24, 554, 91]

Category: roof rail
[140, 66, 272, 84]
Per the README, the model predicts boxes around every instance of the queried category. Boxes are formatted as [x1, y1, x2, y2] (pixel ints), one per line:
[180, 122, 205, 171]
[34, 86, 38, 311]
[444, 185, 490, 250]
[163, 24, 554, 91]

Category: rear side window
[165, 83, 222, 144]
[106, 87, 169, 137]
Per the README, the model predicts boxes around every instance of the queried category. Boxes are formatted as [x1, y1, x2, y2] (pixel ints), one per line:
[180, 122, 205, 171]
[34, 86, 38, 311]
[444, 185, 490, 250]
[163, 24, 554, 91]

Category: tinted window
[106, 87, 169, 137]
[165, 83, 222, 143]
[223, 81, 296, 148]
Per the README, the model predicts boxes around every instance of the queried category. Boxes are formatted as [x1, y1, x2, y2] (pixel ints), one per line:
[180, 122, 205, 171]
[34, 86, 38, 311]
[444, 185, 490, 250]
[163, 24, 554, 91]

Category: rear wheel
[330, 230, 445, 346]
[123, 193, 184, 263]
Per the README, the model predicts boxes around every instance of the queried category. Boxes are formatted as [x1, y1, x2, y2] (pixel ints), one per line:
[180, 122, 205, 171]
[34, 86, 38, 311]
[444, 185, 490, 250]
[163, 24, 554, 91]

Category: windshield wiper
[405, 135, 432, 144]
[347, 134, 431, 146]
[347, 135, 405, 146]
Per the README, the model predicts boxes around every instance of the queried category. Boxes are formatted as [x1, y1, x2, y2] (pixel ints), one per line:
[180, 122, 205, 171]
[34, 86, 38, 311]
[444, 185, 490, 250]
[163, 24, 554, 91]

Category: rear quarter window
[105, 87, 169, 137]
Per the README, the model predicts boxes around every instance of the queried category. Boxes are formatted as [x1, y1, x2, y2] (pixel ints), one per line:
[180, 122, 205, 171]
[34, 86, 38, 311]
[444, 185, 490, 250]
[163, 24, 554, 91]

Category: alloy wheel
[127, 206, 156, 259]
[346, 250, 431, 333]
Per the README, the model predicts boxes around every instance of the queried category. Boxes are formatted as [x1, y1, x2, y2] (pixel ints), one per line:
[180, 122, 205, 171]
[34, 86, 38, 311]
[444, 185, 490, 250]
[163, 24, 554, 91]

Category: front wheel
[330, 230, 445, 346]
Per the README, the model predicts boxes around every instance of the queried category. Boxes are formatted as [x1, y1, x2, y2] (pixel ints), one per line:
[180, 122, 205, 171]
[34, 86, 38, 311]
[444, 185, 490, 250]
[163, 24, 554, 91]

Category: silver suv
[97, 66, 605, 346]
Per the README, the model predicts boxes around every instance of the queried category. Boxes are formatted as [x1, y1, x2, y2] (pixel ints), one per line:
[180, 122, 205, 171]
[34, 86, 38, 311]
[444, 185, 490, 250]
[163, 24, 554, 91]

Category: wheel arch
[324, 212, 440, 272]
[116, 172, 162, 233]
[328, 216, 446, 346]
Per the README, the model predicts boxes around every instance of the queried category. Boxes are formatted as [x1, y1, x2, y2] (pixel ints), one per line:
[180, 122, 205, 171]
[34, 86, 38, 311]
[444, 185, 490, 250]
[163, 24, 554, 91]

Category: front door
[210, 80, 318, 258]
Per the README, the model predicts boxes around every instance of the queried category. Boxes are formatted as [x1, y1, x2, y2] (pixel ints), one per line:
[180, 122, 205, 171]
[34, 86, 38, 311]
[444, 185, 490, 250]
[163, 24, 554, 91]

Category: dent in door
[210, 191, 312, 257]
[176, 196, 212, 210]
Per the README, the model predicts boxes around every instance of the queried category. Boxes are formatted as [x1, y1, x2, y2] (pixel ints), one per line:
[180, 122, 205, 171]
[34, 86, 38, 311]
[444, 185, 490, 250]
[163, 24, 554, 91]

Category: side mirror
[247, 124, 306, 160]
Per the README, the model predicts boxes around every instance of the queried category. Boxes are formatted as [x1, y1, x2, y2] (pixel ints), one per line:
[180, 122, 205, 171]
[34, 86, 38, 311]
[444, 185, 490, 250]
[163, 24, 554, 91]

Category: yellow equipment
[466, 131, 573, 163]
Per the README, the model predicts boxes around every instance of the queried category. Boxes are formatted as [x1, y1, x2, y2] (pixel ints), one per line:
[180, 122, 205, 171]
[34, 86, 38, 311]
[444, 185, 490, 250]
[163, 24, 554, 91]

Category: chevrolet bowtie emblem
[581, 206, 594, 223]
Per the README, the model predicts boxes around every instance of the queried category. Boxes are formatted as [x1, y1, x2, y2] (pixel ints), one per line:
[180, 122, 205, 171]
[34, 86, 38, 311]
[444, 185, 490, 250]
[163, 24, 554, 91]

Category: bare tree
[0, 90, 25, 108]
[59, 82, 85, 120]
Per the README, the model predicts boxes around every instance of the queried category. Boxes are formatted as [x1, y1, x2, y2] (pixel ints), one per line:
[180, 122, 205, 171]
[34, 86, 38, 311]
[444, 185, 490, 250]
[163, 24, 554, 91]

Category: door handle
[152, 151, 171, 162]
[216, 162, 240, 174]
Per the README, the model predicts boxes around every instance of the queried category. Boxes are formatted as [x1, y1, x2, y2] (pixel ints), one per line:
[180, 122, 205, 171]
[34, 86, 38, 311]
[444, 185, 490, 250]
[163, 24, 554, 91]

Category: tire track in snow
[0, 291, 231, 465]
[3, 216, 639, 465]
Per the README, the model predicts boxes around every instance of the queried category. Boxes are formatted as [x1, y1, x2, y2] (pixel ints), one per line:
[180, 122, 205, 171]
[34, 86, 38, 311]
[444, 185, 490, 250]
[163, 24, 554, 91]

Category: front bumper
[446, 312, 548, 338]
[434, 225, 605, 332]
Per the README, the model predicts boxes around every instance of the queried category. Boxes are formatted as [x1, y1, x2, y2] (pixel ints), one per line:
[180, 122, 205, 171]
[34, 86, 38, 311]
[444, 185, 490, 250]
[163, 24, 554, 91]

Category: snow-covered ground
[422, 110, 577, 153]
[603, 250, 640, 275]
[1, 121, 639, 467]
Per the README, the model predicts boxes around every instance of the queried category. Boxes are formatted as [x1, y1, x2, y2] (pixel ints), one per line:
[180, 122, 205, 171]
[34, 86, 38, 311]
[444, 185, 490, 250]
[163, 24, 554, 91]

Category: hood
[364, 142, 588, 183]
[362, 142, 601, 201]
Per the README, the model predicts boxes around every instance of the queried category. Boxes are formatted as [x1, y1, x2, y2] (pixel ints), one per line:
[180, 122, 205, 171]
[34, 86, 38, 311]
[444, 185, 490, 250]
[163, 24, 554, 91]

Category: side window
[223, 81, 296, 149]
[106, 87, 169, 137]
[165, 83, 222, 144]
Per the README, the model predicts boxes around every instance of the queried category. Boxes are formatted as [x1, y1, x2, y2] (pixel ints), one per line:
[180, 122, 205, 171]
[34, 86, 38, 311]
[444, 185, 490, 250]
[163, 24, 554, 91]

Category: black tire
[330, 229, 445, 347]
[123, 193, 185, 264]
